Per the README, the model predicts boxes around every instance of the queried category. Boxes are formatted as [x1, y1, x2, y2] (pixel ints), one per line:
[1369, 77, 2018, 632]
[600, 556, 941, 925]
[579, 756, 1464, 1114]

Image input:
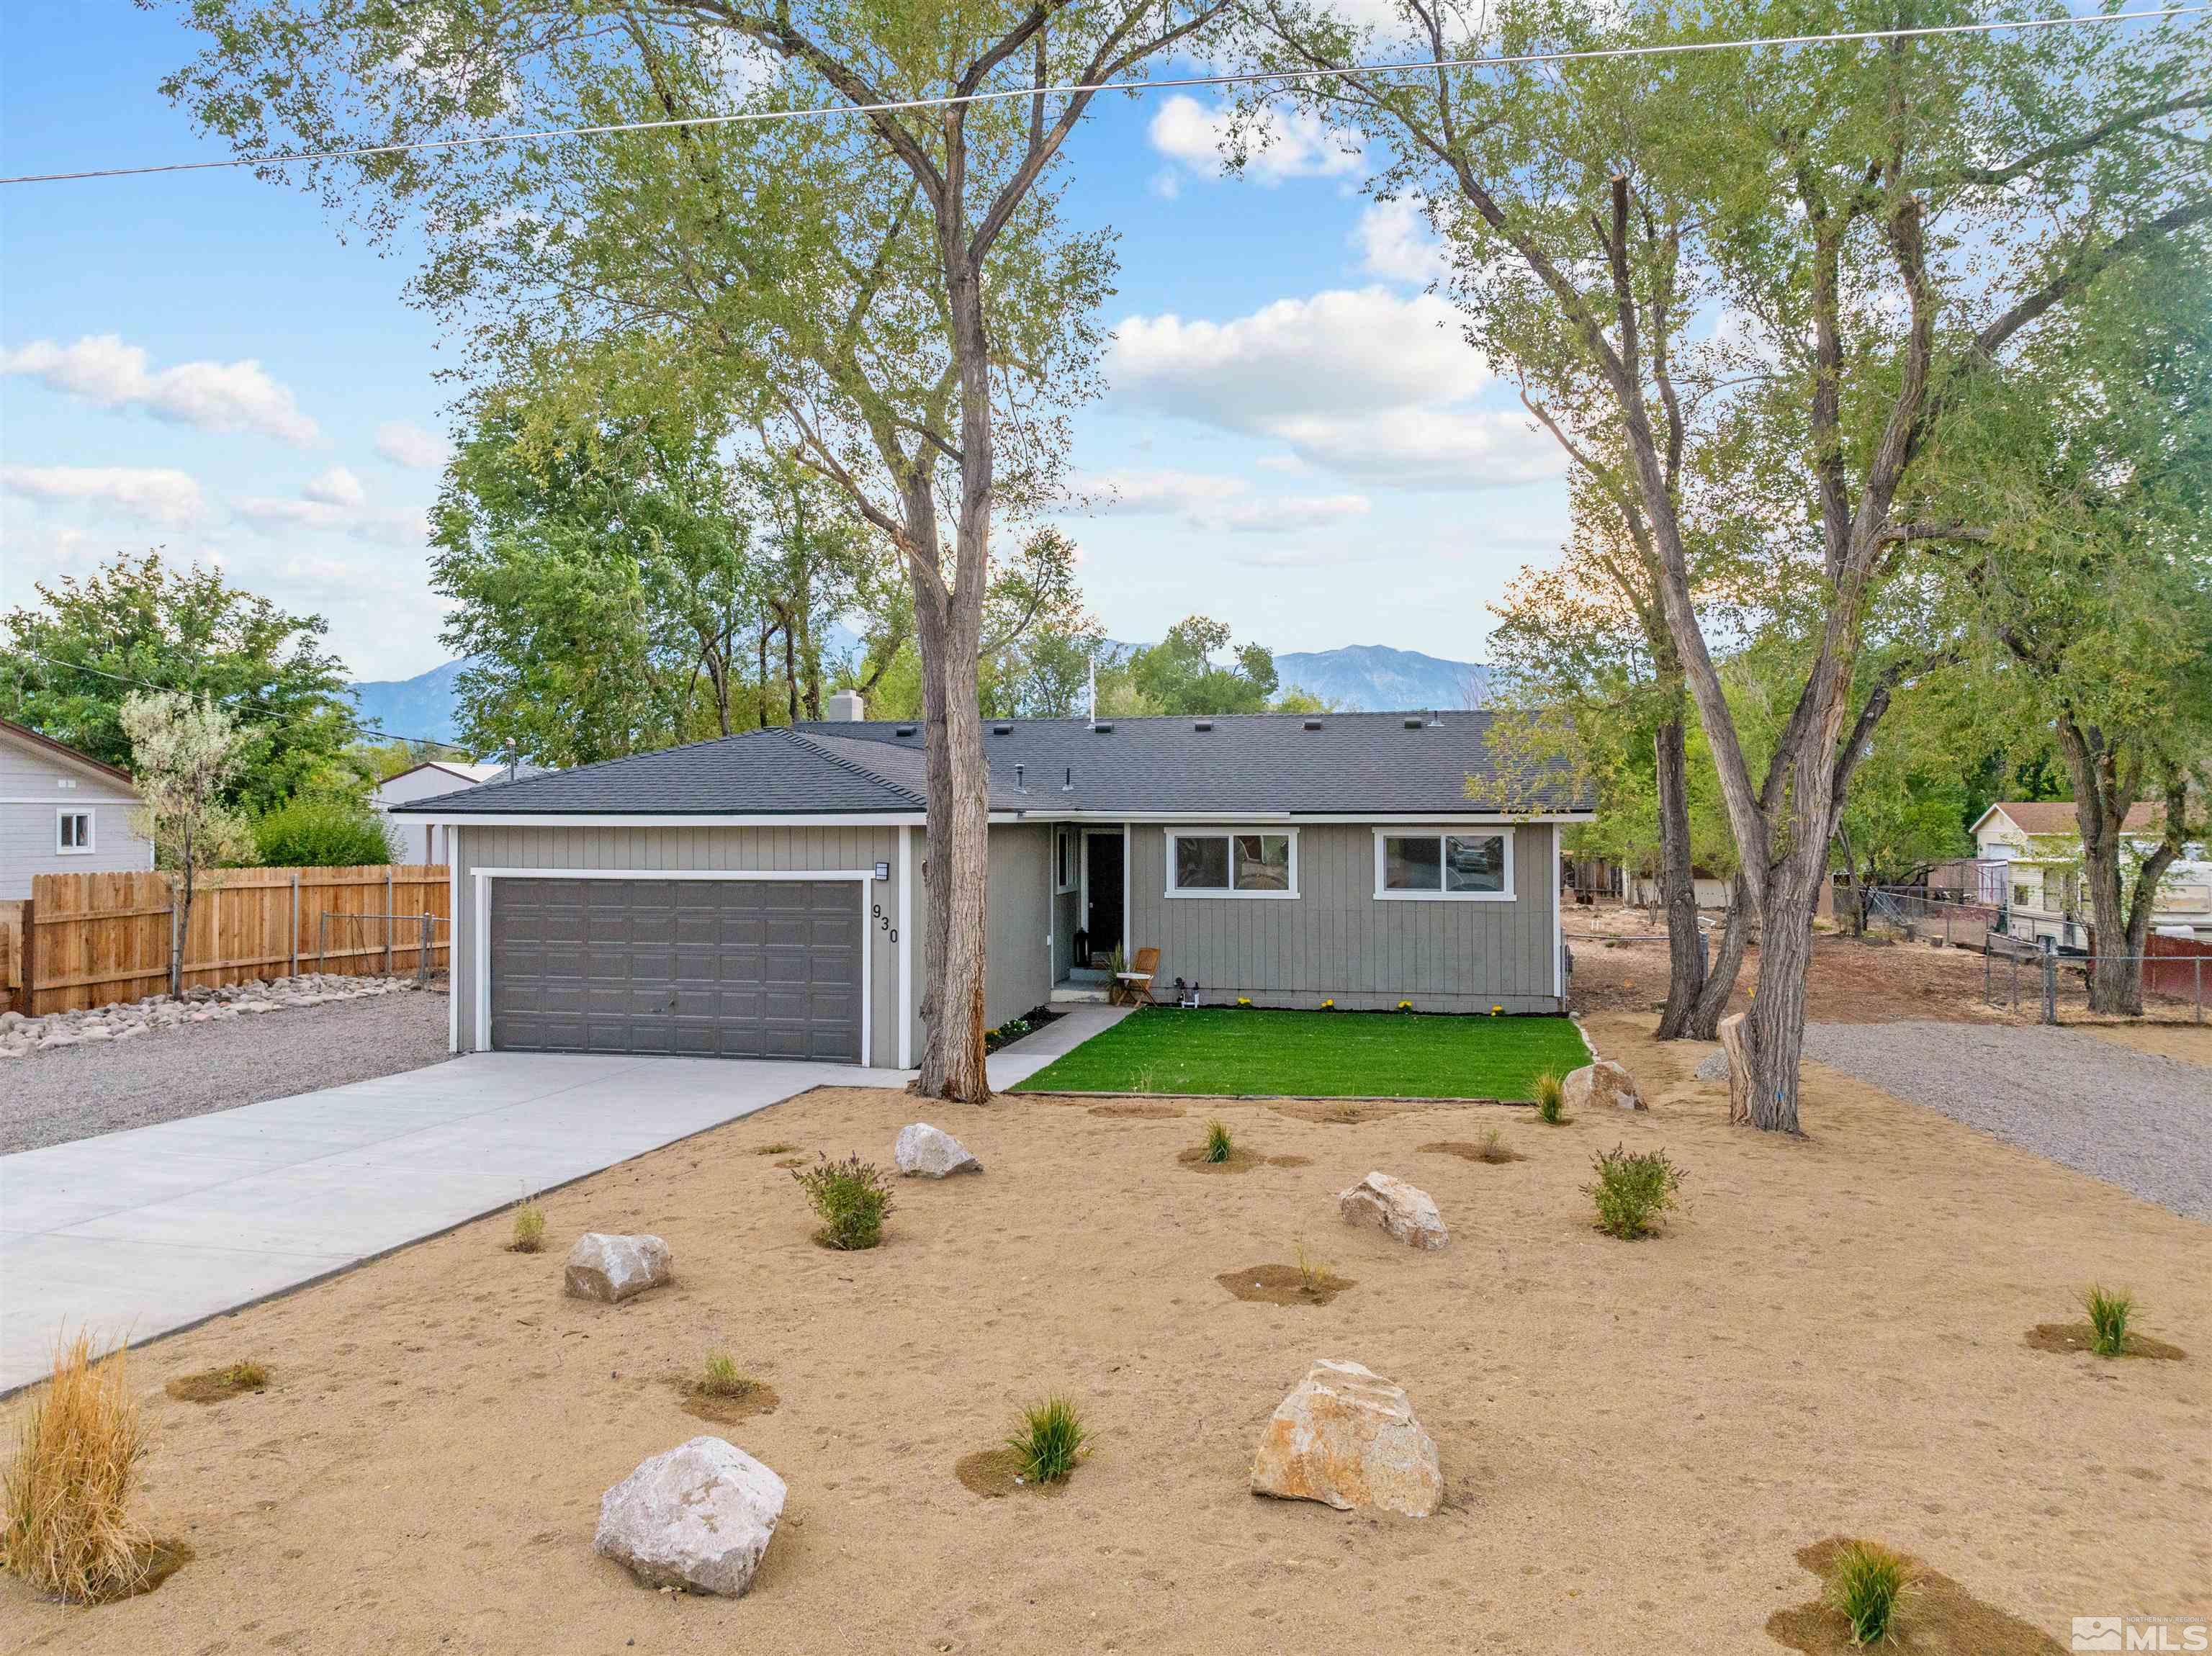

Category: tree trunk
[1686, 875, 1750, 1040]
[1740, 854, 1828, 1133]
[1651, 710, 1707, 1039]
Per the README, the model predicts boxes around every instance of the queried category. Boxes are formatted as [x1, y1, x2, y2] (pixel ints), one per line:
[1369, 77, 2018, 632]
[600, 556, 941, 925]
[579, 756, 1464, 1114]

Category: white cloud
[1148, 94, 1362, 184]
[1354, 198, 1449, 287]
[0, 464, 208, 527]
[1107, 288, 1560, 490]
[1076, 468, 1370, 534]
[373, 420, 451, 470]
[1, 335, 319, 446]
[234, 470, 425, 547]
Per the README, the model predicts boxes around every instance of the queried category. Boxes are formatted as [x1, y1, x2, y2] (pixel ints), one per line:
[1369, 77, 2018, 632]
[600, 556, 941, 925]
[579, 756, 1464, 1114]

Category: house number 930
[871, 902, 896, 942]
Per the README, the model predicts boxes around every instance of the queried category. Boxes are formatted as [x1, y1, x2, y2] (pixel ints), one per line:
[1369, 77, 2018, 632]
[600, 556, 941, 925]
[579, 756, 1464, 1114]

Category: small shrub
[792, 1153, 895, 1250]
[751, 1143, 799, 1156]
[1295, 1240, 1331, 1295]
[251, 796, 392, 867]
[2085, 1284, 2134, 1358]
[508, 1201, 546, 1254]
[1008, 1395, 1088, 1484]
[1480, 1128, 1509, 1162]
[694, 1352, 759, 1400]
[216, 1360, 265, 1391]
[1, 1334, 150, 1603]
[1533, 1069, 1567, 1124]
[1202, 1117, 1233, 1164]
[1584, 1143, 1684, 1239]
[1825, 1540, 1912, 1646]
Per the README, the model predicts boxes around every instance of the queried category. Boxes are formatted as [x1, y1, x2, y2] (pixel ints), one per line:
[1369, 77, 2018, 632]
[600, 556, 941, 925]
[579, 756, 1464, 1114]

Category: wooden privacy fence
[16, 865, 449, 1017]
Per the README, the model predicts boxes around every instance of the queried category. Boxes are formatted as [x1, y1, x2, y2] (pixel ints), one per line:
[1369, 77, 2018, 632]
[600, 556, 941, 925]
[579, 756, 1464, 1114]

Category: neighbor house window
[1375, 829, 1513, 900]
[57, 809, 94, 854]
[1166, 829, 1296, 898]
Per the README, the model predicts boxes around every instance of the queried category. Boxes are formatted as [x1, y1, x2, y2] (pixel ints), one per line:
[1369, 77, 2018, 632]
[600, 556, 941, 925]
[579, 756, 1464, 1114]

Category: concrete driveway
[0, 1005, 1125, 1394]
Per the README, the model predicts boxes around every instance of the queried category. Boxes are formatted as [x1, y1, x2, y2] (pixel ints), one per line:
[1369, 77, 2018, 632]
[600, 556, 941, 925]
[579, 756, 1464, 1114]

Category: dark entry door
[487, 877, 860, 1061]
[1085, 832, 1124, 957]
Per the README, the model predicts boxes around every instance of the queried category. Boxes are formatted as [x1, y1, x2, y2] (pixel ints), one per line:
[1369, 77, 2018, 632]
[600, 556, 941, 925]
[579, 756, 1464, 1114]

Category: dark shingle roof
[394, 711, 1588, 817]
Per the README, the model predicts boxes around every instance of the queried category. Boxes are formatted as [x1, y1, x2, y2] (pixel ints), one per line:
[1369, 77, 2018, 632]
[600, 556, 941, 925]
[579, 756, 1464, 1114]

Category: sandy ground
[1574, 931, 2027, 1024]
[4, 1016, 2208, 1654]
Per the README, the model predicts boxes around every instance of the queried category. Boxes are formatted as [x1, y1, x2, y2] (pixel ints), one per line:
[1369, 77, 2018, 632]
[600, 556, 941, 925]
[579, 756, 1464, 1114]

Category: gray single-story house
[391, 706, 1591, 1066]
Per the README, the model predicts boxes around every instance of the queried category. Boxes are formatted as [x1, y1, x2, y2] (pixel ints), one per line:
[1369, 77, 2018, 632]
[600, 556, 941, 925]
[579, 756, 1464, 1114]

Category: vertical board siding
[1124, 823, 1560, 1013]
[454, 825, 902, 1062]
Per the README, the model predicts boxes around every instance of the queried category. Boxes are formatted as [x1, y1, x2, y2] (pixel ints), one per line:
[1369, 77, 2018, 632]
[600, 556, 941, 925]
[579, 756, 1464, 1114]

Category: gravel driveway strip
[1802, 1020, 2212, 1222]
[0, 988, 454, 1154]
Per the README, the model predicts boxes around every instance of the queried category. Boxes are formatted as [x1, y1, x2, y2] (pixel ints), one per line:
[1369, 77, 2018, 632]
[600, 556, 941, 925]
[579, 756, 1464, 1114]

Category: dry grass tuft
[164, 1361, 268, 1405]
[751, 1143, 800, 1156]
[1419, 1130, 1526, 1164]
[1, 1334, 156, 1603]
[507, 1200, 547, 1254]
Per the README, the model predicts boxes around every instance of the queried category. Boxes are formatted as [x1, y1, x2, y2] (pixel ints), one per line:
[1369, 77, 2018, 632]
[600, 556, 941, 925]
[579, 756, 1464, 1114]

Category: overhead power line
[4, 6, 2203, 187]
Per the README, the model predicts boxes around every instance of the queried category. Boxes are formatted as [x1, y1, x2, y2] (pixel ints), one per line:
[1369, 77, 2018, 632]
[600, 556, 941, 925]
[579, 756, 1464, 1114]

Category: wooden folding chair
[1111, 946, 1161, 1007]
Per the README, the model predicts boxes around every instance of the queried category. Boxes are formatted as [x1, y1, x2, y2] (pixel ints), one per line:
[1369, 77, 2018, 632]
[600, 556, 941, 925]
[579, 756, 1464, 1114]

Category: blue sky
[1, 3, 1570, 688]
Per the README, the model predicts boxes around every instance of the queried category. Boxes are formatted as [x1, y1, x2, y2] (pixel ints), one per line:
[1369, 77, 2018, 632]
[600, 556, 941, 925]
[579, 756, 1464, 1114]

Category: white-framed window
[1374, 827, 1514, 901]
[57, 808, 95, 854]
[1055, 828, 1079, 894]
[1164, 827, 1298, 899]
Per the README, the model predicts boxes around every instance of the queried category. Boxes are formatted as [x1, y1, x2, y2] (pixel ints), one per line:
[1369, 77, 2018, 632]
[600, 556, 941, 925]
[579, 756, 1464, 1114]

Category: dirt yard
[1570, 927, 2018, 1023]
[4, 1018, 2207, 1653]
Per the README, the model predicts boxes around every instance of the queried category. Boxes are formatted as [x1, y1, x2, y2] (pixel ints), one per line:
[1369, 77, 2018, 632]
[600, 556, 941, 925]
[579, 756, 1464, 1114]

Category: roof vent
[993, 723, 1012, 735]
[1194, 719, 1213, 732]
[1403, 716, 1424, 729]
[1015, 762, 1026, 793]
[1092, 721, 1114, 734]
[1303, 719, 1323, 732]
[1061, 766, 1074, 792]
[894, 724, 917, 738]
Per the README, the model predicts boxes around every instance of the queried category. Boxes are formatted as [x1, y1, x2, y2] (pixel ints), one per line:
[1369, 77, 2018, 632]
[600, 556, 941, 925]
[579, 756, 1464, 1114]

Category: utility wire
[4, 6, 2203, 186]
[6, 647, 469, 752]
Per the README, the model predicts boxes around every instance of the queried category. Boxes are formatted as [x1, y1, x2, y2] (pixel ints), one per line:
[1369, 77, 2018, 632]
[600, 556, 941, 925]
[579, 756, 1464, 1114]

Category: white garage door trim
[472, 868, 878, 1064]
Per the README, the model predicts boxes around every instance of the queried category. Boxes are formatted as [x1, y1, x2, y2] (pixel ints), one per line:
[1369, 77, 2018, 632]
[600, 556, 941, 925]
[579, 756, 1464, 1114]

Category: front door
[1085, 832, 1125, 959]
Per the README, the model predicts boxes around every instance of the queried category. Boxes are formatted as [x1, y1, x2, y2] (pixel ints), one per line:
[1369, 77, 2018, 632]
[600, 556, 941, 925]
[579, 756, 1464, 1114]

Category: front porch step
[1051, 985, 1112, 1004]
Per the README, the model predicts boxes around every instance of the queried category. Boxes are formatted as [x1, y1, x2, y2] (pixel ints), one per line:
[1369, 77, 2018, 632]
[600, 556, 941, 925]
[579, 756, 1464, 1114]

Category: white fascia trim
[397, 811, 925, 828]
[1161, 824, 1300, 900]
[473, 866, 879, 1066]
[1371, 825, 1517, 903]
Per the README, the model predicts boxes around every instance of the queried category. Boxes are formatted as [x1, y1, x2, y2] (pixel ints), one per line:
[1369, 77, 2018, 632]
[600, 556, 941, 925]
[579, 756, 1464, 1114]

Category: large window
[1375, 829, 1512, 900]
[1166, 829, 1296, 899]
[57, 809, 94, 854]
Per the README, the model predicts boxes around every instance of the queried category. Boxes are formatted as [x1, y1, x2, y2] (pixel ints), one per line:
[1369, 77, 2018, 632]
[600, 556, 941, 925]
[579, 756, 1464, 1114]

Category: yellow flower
[1491, 1004, 1503, 1015]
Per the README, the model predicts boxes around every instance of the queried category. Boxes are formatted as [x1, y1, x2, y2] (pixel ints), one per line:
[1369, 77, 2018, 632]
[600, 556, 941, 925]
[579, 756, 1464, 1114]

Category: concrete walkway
[0, 1009, 1130, 1392]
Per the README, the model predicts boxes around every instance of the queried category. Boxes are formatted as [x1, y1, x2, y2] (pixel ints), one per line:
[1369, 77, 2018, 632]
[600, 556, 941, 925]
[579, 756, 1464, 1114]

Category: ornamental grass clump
[508, 1200, 547, 1254]
[1532, 1069, 1567, 1124]
[694, 1352, 760, 1400]
[1584, 1143, 1685, 1239]
[793, 1153, 895, 1250]
[1825, 1540, 1912, 1646]
[2085, 1284, 2134, 1358]
[1008, 1396, 1089, 1485]
[1, 1334, 151, 1604]
[1202, 1117, 1234, 1164]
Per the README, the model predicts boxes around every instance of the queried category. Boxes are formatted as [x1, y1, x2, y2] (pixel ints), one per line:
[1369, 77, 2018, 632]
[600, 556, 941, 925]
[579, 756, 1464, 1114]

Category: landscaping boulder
[563, 1232, 673, 1303]
[894, 1122, 982, 1178]
[1336, 1172, 1448, 1251]
[595, 1436, 786, 1596]
[1563, 1058, 1645, 1112]
[1249, 1359, 1442, 1518]
[1693, 1050, 1730, 1083]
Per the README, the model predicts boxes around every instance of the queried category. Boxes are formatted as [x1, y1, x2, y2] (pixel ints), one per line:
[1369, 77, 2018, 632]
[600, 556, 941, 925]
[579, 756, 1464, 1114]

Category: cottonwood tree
[1240, 0, 2212, 1128]
[169, 0, 1228, 1099]
[1924, 243, 2212, 1012]
[120, 692, 256, 997]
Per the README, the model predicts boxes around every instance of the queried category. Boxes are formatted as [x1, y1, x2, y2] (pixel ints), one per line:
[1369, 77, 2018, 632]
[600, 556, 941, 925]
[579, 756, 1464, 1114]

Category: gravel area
[0, 987, 455, 1154]
[1801, 1020, 2212, 1221]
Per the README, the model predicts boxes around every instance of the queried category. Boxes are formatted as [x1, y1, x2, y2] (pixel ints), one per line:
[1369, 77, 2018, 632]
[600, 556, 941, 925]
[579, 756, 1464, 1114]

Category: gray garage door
[488, 878, 861, 1061]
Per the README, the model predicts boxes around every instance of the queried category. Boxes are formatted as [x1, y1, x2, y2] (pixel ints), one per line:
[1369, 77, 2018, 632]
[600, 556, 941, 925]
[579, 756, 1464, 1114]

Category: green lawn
[1010, 1007, 1588, 1100]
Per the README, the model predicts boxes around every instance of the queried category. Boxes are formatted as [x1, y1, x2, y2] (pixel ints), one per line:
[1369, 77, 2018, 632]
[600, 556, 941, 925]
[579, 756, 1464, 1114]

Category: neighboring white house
[0, 717, 155, 900]
[1971, 800, 2212, 944]
[372, 761, 536, 863]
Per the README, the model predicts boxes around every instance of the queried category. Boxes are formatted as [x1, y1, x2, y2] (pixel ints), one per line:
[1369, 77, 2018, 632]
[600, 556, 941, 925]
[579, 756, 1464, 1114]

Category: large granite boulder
[563, 1232, 673, 1303]
[1562, 1058, 1645, 1113]
[1249, 1359, 1442, 1518]
[1336, 1172, 1448, 1251]
[894, 1122, 983, 1178]
[595, 1436, 786, 1596]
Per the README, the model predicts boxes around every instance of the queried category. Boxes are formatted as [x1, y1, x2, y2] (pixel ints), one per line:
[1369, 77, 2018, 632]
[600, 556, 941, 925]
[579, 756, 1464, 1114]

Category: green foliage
[1007, 1395, 1088, 1485]
[508, 1201, 546, 1254]
[1202, 1117, 1234, 1163]
[791, 1153, 894, 1251]
[251, 797, 392, 867]
[696, 1353, 759, 1400]
[1825, 1541, 1911, 1647]
[1583, 1143, 1683, 1239]
[0, 553, 363, 811]
[120, 692, 257, 876]
[2084, 1285, 2134, 1359]
[1532, 1070, 1567, 1125]
[1123, 616, 1279, 716]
